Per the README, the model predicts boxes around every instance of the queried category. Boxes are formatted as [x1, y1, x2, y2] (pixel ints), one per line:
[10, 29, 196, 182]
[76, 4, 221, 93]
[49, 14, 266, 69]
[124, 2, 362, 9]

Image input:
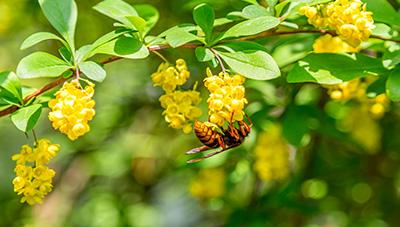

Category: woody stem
[0, 29, 399, 118]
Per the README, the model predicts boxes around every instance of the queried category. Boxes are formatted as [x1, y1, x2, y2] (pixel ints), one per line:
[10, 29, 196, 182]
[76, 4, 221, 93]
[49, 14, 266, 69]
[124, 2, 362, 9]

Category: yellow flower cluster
[313, 33, 365, 101]
[159, 90, 202, 134]
[189, 168, 226, 199]
[11, 139, 60, 205]
[204, 69, 247, 126]
[152, 59, 202, 133]
[367, 94, 390, 119]
[341, 107, 381, 153]
[300, 0, 374, 47]
[313, 34, 359, 53]
[151, 59, 190, 93]
[253, 124, 290, 181]
[324, 79, 363, 101]
[48, 80, 96, 140]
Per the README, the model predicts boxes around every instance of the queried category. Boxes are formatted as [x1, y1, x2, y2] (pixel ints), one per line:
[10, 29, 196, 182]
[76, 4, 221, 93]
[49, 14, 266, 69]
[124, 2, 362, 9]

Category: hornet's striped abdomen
[193, 120, 221, 148]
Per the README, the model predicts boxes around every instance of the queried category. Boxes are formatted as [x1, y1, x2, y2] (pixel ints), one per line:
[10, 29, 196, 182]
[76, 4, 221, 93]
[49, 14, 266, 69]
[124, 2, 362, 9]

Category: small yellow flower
[253, 124, 290, 181]
[152, 59, 202, 133]
[189, 168, 226, 199]
[12, 139, 60, 205]
[313, 34, 359, 53]
[48, 80, 95, 140]
[368, 94, 390, 119]
[151, 59, 190, 93]
[340, 106, 381, 153]
[323, 79, 362, 101]
[159, 90, 202, 133]
[204, 69, 247, 126]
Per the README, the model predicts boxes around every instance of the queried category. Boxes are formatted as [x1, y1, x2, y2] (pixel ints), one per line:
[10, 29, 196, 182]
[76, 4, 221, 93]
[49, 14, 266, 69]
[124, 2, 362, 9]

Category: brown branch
[0, 29, 398, 118]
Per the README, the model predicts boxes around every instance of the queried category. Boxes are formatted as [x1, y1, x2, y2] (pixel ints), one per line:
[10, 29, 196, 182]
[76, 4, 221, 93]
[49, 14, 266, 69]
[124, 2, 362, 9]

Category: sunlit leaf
[17, 52, 71, 79]
[217, 50, 280, 80]
[11, 104, 42, 132]
[79, 61, 107, 83]
[38, 0, 77, 50]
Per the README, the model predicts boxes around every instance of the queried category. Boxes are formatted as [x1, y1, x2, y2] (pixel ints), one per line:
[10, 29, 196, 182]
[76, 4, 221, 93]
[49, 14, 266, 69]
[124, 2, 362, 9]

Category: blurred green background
[1, 0, 400, 226]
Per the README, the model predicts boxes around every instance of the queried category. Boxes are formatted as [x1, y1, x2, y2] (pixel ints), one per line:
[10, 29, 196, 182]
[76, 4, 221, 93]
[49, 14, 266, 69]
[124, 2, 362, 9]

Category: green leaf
[20, 32, 64, 50]
[125, 16, 147, 34]
[386, 66, 400, 101]
[17, 52, 72, 79]
[367, 75, 386, 95]
[134, 4, 159, 36]
[372, 23, 392, 38]
[75, 45, 93, 63]
[289, 63, 342, 85]
[159, 24, 197, 37]
[242, 5, 269, 19]
[363, 0, 400, 27]
[92, 30, 130, 49]
[280, 21, 299, 29]
[287, 53, 388, 84]
[165, 27, 200, 48]
[275, 1, 291, 17]
[216, 41, 267, 52]
[214, 18, 234, 27]
[11, 104, 42, 132]
[79, 61, 107, 83]
[383, 48, 400, 68]
[38, 0, 77, 50]
[282, 106, 314, 147]
[93, 0, 138, 29]
[0, 71, 23, 104]
[193, 3, 215, 42]
[217, 50, 280, 80]
[95, 36, 149, 59]
[220, 16, 280, 40]
[59, 46, 73, 63]
[80, 29, 131, 61]
[227, 11, 246, 20]
[241, 0, 259, 5]
[0, 98, 10, 108]
[195, 47, 214, 62]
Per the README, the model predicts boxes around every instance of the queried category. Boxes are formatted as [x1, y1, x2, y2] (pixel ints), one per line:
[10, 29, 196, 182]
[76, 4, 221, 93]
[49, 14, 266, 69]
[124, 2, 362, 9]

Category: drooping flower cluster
[204, 69, 247, 126]
[159, 90, 202, 133]
[300, 0, 375, 47]
[324, 79, 390, 117]
[12, 139, 60, 205]
[253, 124, 290, 181]
[189, 168, 226, 199]
[313, 34, 359, 53]
[48, 80, 96, 140]
[341, 107, 381, 153]
[151, 59, 190, 93]
[152, 59, 202, 133]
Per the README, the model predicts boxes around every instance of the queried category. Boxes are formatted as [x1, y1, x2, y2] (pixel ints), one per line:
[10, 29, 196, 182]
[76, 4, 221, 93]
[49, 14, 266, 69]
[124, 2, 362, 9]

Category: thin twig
[32, 129, 38, 146]
[0, 29, 398, 118]
[152, 51, 170, 64]
[210, 48, 226, 73]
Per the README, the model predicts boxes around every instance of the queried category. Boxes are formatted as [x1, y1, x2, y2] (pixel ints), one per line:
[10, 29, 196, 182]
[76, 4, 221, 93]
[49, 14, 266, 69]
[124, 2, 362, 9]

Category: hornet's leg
[186, 145, 212, 154]
[228, 111, 240, 140]
[244, 113, 253, 127]
[217, 134, 226, 149]
[187, 143, 242, 164]
[238, 121, 251, 137]
[187, 148, 228, 164]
